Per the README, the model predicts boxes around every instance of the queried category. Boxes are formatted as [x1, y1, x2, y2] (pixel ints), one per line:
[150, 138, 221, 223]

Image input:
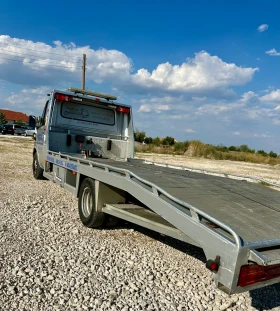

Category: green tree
[228, 146, 237, 151]
[144, 136, 153, 144]
[162, 136, 175, 146]
[257, 150, 268, 157]
[134, 129, 146, 143]
[216, 144, 228, 152]
[0, 110, 7, 124]
[269, 151, 277, 158]
[240, 144, 250, 152]
[153, 137, 161, 146]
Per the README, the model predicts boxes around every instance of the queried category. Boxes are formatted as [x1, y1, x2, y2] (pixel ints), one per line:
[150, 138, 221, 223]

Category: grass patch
[135, 140, 280, 166]
[259, 181, 272, 187]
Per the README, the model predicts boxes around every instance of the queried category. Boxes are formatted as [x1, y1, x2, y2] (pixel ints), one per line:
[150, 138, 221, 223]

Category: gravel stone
[1, 137, 280, 311]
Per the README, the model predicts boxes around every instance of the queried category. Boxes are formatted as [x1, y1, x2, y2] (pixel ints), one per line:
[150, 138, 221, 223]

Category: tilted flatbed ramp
[94, 158, 280, 245]
[45, 152, 280, 294]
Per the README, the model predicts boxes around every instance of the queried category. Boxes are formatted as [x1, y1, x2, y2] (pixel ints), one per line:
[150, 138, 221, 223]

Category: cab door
[36, 99, 51, 168]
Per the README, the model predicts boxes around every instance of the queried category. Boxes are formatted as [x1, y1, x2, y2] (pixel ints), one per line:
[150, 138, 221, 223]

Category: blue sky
[0, 0, 279, 152]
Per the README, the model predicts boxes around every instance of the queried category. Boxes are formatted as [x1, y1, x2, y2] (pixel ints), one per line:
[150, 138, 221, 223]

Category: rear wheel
[33, 153, 44, 179]
[78, 178, 105, 228]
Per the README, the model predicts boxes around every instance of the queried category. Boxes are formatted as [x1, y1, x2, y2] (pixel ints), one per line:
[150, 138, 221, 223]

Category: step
[103, 204, 200, 247]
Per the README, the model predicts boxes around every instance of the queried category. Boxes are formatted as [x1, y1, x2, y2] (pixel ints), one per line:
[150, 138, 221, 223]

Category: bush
[144, 137, 153, 144]
[257, 150, 268, 157]
[269, 151, 278, 158]
[162, 136, 175, 146]
[228, 146, 237, 151]
[134, 130, 146, 143]
[216, 144, 228, 152]
[174, 141, 189, 154]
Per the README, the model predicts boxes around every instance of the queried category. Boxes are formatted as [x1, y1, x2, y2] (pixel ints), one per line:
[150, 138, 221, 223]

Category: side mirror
[37, 116, 43, 127]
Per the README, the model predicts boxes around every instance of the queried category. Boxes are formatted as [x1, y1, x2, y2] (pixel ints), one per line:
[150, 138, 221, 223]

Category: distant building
[0, 109, 29, 125]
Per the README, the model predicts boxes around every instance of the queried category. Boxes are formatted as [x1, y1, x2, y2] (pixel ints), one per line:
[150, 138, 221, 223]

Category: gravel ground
[1, 137, 280, 311]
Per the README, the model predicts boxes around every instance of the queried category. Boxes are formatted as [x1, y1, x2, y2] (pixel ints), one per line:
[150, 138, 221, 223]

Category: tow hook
[206, 256, 220, 273]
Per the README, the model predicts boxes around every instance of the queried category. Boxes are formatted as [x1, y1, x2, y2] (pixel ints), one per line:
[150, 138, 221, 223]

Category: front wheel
[78, 178, 105, 228]
[33, 153, 44, 179]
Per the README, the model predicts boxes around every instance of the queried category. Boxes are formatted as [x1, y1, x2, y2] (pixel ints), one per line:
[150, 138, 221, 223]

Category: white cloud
[138, 104, 151, 113]
[233, 131, 240, 135]
[261, 89, 280, 103]
[138, 104, 170, 113]
[273, 119, 280, 125]
[0, 35, 132, 87]
[258, 24, 269, 32]
[0, 36, 259, 99]
[21, 86, 50, 95]
[253, 133, 272, 138]
[265, 49, 280, 56]
[130, 51, 258, 95]
[184, 128, 196, 133]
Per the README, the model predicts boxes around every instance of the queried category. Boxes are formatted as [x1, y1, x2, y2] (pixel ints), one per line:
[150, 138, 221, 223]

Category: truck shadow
[115, 222, 280, 311]
[249, 284, 280, 310]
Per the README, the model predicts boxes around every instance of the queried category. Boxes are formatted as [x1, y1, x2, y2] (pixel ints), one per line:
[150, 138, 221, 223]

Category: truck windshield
[61, 101, 115, 126]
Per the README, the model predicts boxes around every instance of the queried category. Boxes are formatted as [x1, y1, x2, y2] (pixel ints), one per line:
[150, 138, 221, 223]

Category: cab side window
[41, 100, 49, 126]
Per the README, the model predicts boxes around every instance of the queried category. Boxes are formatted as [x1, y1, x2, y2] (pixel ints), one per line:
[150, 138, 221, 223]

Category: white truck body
[33, 88, 280, 294]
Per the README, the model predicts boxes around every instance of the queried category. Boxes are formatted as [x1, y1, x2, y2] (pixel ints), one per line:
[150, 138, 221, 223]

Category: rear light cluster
[238, 263, 280, 287]
[55, 93, 72, 102]
[55, 93, 130, 114]
[117, 106, 130, 114]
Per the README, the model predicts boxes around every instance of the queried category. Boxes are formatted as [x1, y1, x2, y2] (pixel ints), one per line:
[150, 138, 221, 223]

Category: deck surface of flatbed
[73, 156, 280, 244]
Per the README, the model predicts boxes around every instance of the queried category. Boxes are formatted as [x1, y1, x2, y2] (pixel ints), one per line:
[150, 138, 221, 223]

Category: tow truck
[33, 87, 280, 294]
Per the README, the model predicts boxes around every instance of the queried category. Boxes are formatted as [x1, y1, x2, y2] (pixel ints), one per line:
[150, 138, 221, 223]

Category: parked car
[2, 124, 26, 135]
[2, 124, 15, 135]
[14, 126, 27, 136]
[24, 127, 37, 138]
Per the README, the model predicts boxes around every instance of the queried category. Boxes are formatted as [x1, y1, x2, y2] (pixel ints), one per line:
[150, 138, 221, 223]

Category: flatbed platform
[89, 158, 280, 245]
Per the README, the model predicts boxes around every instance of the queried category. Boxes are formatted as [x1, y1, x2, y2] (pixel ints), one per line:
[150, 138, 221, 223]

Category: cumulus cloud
[253, 133, 272, 138]
[5, 87, 49, 115]
[265, 49, 280, 56]
[261, 89, 280, 103]
[0, 35, 132, 87]
[130, 51, 258, 96]
[184, 128, 196, 133]
[258, 24, 269, 32]
[138, 104, 170, 113]
[0, 35, 259, 99]
[233, 131, 240, 135]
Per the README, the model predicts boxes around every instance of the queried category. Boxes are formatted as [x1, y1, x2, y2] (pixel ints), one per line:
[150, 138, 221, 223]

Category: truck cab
[34, 88, 134, 173]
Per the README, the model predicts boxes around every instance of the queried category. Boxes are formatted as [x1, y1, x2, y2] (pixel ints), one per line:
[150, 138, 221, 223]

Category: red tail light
[55, 93, 72, 102]
[117, 106, 130, 114]
[238, 264, 280, 287]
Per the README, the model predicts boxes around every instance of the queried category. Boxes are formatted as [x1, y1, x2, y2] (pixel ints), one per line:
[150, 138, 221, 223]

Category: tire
[78, 178, 105, 228]
[32, 153, 44, 179]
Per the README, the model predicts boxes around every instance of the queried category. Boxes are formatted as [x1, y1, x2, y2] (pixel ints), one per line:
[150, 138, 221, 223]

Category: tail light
[238, 263, 280, 287]
[55, 93, 72, 102]
[117, 106, 130, 114]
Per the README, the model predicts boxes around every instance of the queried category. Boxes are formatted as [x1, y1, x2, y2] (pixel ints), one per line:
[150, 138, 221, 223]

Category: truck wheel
[33, 153, 44, 179]
[78, 178, 105, 228]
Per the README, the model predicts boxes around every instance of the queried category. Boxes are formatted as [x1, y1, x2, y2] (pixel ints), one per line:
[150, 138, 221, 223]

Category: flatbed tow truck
[33, 87, 280, 294]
